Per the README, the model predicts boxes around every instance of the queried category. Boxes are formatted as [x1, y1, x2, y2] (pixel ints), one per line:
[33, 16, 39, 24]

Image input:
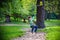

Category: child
[28, 16, 38, 34]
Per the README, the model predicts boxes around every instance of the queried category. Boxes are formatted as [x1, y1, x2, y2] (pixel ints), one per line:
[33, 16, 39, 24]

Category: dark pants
[31, 25, 38, 33]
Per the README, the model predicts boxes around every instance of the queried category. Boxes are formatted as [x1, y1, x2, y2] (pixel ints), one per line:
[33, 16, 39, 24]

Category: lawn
[0, 20, 60, 40]
[0, 22, 29, 40]
[38, 20, 60, 40]
[43, 26, 60, 40]
[0, 26, 26, 40]
[45, 20, 60, 40]
[45, 19, 60, 26]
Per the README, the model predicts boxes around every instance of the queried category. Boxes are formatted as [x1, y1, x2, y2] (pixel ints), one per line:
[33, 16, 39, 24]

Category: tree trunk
[23, 19, 26, 23]
[5, 15, 11, 23]
[36, 0, 45, 28]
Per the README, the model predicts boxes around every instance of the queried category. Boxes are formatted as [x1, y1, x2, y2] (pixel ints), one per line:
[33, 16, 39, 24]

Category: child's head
[28, 16, 32, 20]
[28, 16, 31, 18]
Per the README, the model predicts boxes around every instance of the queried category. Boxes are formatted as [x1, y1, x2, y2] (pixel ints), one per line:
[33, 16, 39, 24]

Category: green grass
[38, 20, 60, 40]
[0, 20, 60, 40]
[45, 26, 60, 40]
[38, 26, 60, 40]
[0, 26, 26, 40]
[45, 20, 60, 26]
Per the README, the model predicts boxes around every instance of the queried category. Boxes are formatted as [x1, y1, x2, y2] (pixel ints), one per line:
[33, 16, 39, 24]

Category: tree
[36, 0, 45, 28]
[44, 0, 60, 19]
[0, 0, 12, 22]
[57, 1, 60, 19]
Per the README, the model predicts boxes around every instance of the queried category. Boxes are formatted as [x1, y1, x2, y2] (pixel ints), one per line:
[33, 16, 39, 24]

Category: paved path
[12, 28, 46, 40]
[0, 24, 29, 26]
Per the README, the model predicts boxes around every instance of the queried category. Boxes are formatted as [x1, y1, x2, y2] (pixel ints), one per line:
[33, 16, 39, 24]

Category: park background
[0, 0, 60, 40]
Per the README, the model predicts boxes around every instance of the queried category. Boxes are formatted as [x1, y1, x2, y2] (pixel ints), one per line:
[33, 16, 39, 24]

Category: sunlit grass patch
[37, 26, 60, 40]
[45, 26, 60, 40]
[46, 31, 60, 40]
[0, 26, 26, 40]
[45, 20, 60, 26]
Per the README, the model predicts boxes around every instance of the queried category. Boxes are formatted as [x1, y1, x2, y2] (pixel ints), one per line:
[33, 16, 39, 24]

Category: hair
[28, 16, 31, 18]
[28, 16, 31, 20]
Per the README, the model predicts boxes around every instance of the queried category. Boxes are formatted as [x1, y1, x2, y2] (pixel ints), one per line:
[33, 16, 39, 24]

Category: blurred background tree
[0, 0, 60, 23]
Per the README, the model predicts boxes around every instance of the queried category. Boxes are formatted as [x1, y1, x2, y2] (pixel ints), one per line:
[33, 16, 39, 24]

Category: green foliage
[0, 0, 36, 21]
[45, 0, 60, 14]
[0, 0, 60, 22]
